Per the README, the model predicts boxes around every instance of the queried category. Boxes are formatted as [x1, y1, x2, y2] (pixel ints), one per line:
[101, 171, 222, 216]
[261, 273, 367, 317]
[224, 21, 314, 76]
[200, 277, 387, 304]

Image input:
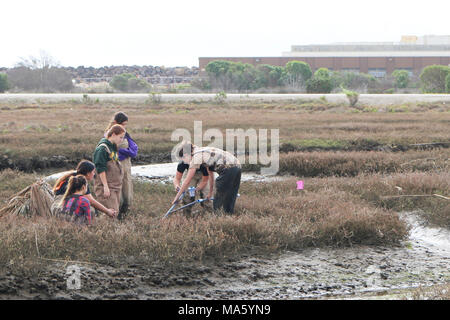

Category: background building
[199, 35, 450, 77]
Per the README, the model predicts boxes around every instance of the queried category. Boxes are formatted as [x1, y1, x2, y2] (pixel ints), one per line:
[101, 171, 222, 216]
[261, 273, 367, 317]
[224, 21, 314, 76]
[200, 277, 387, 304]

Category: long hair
[105, 111, 128, 132]
[53, 160, 95, 194]
[59, 175, 87, 206]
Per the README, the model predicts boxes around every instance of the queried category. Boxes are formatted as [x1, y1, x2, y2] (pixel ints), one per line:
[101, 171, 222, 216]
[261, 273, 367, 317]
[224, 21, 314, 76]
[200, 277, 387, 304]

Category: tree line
[195, 60, 450, 94]
[1, 55, 450, 94]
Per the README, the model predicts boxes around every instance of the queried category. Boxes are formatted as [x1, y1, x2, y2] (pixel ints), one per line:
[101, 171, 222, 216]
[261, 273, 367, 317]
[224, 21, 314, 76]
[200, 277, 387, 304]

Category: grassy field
[0, 99, 449, 272]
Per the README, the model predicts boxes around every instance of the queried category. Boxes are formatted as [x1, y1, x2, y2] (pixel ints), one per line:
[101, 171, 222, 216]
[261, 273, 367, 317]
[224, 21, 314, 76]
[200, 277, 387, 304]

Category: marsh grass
[410, 283, 450, 300]
[2, 170, 432, 272]
[0, 101, 449, 171]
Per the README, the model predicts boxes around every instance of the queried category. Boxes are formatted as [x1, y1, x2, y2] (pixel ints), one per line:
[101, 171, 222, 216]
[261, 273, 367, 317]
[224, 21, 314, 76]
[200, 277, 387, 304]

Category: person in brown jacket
[93, 124, 125, 214]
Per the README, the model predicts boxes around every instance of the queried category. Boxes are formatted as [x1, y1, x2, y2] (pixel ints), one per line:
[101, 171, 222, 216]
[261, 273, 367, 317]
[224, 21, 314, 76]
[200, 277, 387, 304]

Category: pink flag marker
[297, 180, 304, 190]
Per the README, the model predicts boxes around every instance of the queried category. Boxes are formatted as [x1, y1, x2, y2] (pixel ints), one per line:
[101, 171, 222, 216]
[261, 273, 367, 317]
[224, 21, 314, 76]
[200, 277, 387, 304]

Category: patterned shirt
[62, 195, 92, 225]
[189, 147, 241, 174]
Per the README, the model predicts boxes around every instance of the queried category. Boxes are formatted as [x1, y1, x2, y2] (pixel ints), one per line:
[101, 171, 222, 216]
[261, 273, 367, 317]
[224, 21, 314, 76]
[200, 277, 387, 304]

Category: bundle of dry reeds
[0, 180, 54, 218]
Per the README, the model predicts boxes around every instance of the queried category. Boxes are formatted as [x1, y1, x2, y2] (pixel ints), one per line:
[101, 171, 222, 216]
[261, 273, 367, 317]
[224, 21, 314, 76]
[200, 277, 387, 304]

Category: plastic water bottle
[188, 186, 196, 197]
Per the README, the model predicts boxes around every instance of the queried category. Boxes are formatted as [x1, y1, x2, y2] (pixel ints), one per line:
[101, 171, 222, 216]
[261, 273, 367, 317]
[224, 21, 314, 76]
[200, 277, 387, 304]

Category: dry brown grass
[300, 171, 450, 228]
[410, 283, 450, 300]
[274, 149, 450, 177]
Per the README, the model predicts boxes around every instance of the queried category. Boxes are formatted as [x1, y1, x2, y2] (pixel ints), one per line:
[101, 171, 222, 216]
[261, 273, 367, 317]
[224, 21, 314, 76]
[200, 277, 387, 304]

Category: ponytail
[53, 160, 95, 194]
[53, 171, 77, 194]
[60, 175, 87, 206]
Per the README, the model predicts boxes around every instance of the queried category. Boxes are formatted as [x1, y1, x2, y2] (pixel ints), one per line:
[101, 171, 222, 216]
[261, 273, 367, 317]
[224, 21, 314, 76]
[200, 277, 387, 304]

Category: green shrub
[314, 68, 331, 79]
[284, 60, 312, 87]
[420, 65, 450, 93]
[341, 87, 359, 107]
[0, 73, 9, 93]
[109, 73, 149, 92]
[306, 77, 333, 93]
[255, 64, 284, 88]
[446, 73, 450, 93]
[214, 91, 227, 104]
[205, 60, 260, 91]
[305, 68, 333, 93]
[392, 70, 410, 88]
[331, 71, 377, 90]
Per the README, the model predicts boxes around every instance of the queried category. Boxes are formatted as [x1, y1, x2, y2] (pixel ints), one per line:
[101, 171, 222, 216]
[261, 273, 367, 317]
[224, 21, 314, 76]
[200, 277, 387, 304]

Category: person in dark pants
[212, 166, 241, 214]
[172, 141, 241, 214]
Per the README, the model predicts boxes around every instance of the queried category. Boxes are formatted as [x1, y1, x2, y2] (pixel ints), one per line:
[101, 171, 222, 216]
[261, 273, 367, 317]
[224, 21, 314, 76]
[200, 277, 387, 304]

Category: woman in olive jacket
[93, 124, 126, 214]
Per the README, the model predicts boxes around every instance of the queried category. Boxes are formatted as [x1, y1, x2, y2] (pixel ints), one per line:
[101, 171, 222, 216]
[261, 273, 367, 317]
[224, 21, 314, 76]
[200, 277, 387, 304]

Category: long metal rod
[169, 198, 214, 214]
[162, 192, 185, 219]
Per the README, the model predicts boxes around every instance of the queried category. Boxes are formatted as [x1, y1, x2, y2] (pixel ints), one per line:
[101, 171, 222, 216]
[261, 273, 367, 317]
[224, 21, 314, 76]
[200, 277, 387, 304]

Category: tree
[314, 67, 331, 79]
[392, 70, 410, 89]
[110, 73, 132, 91]
[420, 65, 450, 93]
[8, 51, 73, 92]
[305, 68, 333, 93]
[330, 71, 377, 91]
[229, 62, 258, 91]
[284, 61, 312, 88]
[205, 60, 233, 90]
[255, 64, 284, 88]
[306, 77, 333, 93]
[0, 73, 9, 93]
[16, 50, 60, 70]
[109, 73, 149, 92]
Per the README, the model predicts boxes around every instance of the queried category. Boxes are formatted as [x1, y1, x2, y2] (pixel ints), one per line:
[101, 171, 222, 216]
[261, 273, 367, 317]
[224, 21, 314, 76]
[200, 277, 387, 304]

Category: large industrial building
[199, 35, 450, 78]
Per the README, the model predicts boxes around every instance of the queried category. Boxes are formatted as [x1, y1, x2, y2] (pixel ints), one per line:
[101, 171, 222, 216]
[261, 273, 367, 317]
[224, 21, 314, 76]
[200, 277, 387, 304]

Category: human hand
[107, 208, 117, 218]
[103, 186, 110, 198]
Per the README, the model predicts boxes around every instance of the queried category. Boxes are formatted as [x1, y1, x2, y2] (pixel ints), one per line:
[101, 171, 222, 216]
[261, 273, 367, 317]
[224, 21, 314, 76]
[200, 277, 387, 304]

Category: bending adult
[173, 159, 210, 216]
[93, 124, 126, 214]
[52, 160, 116, 218]
[105, 112, 138, 220]
[172, 142, 241, 214]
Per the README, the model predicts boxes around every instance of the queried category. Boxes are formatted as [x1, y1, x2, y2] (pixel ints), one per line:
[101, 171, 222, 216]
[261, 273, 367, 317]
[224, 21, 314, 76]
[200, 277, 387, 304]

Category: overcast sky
[1, 0, 449, 68]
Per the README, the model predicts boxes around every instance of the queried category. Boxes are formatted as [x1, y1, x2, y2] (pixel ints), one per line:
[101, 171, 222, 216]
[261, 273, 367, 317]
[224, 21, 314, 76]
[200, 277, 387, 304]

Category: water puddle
[46, 162, 289, 184]
[400, 211, 450, 257]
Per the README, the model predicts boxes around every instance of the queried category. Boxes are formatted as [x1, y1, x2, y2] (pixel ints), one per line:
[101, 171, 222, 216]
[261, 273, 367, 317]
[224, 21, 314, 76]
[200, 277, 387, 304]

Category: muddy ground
[0, 211, 448, 300]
